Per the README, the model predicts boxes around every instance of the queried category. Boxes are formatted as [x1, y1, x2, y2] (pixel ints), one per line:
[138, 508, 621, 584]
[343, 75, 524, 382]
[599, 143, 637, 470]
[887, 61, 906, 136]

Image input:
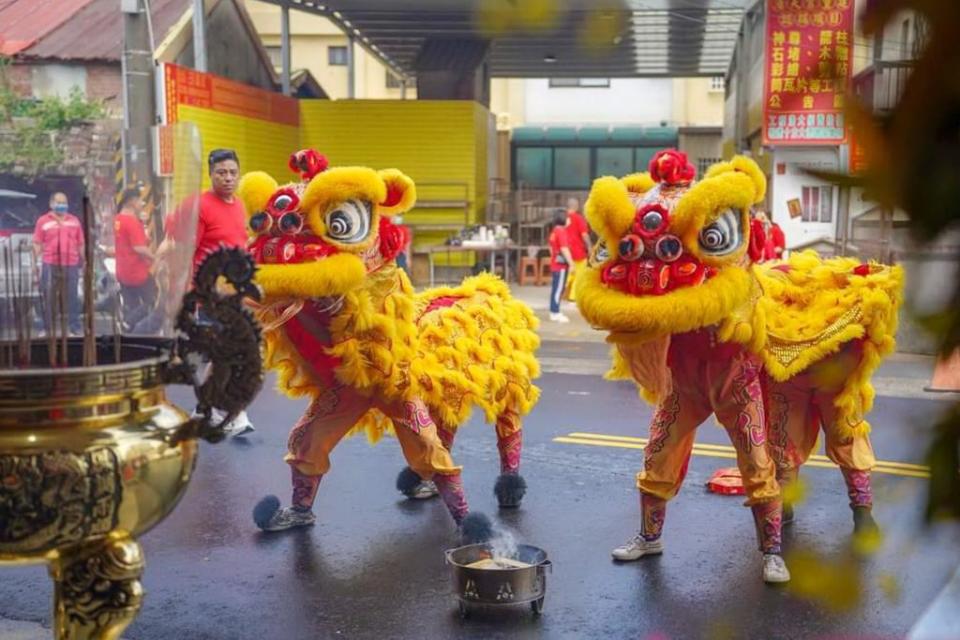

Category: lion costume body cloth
[575, 150, 902, 551]
[239, 150, 540, 526]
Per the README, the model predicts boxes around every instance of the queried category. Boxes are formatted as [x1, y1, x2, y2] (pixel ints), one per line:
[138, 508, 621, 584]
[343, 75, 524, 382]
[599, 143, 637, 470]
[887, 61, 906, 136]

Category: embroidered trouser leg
[711, 353, 782, 553]
[284, 388, 368, 509]
[816, 392, 876, 508]
[635, 388, 712, 500]
[382, 398, 467, 523]
[767, 377, 876, 509]
[495, 409, 523, 475]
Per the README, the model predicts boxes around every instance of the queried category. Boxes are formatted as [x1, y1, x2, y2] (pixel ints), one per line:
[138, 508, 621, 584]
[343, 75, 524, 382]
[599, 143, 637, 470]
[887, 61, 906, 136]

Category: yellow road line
[567, 431, 930, 472]
[554, 435, 930, 479]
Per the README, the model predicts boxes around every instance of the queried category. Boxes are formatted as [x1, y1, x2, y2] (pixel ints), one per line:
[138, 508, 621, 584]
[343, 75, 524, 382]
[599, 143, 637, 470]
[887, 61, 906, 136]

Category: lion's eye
[698, 208, 742, 256]
[325, 200, 371, 244]
[249, 212, 272, 234]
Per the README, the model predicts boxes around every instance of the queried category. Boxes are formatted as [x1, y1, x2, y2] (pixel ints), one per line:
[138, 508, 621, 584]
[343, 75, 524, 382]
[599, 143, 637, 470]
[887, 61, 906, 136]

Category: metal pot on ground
[445, 542, 552, 618]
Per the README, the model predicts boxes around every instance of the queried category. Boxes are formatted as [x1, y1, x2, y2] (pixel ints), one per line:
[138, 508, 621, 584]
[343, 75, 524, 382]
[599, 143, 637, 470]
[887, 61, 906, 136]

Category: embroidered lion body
[577, 151, 902, 442]
[239, 150, 539, 507]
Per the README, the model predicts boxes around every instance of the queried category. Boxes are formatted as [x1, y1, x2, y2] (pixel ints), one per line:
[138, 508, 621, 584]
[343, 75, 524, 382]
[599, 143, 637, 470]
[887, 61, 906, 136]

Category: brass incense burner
[0, 249, 262, 639]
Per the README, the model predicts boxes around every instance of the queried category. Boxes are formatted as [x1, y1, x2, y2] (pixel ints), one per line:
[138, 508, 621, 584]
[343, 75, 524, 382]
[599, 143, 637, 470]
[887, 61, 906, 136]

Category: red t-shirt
[566, 211, 590, 261]
[33, 212, 84, 266]
[549, 225, 570, 272]
[114, 212, 151, 285]
[167, 190, 248, 269]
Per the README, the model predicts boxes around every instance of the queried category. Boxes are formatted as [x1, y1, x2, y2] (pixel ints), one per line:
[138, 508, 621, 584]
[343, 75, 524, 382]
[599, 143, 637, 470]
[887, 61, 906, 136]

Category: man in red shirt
[114, 188, 155, 331]
[548, 210, 574, 323]
[33, 192, 84, 335]
[563, 197, 592, 301]
[171, 149, 255, 436]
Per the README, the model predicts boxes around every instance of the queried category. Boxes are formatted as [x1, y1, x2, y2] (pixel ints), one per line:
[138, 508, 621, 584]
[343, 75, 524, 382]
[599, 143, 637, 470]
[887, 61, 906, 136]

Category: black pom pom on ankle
[494, 473, 527, 509]
[253, 495, 281, 530]
[396, 466, 423, 497]
[460, 512, 494, 544]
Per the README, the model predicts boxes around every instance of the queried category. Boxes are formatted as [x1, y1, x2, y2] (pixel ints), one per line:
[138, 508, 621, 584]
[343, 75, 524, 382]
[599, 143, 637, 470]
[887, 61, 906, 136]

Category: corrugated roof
[0, 0, 94, 55]
[3, 0, 189, 62]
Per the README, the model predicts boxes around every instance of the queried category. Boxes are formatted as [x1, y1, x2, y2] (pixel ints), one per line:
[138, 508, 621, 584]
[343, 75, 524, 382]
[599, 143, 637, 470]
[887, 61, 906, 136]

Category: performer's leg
[712, 353, 790, 583]
[384, 398, 471, 526]
[494, 408, 526, 507]
[817, 394, 878, 533]
[765, 378, 819, 524]
[396, 413, 452, 500]
[254, 388, 367, 531]
[612, 387, 711, 561]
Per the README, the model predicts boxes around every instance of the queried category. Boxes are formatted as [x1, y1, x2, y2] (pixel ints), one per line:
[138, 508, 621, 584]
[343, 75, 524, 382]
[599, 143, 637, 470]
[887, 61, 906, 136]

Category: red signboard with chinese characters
[763, 0, 855, 145]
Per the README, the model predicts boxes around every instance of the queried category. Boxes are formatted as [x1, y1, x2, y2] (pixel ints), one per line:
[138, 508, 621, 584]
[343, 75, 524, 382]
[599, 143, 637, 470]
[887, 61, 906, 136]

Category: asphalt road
[0, 357, 957, 640]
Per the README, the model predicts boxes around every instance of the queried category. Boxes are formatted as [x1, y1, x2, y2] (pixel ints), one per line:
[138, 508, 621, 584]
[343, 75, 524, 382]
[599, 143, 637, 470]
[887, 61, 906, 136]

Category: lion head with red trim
[237, 149, 413, 300]
[576, 150, 767, 342]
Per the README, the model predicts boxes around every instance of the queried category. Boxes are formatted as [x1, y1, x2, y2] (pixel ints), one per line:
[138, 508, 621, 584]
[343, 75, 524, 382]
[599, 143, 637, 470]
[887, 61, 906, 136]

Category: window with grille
[328, 46, 348, 66]
[697, 157, 723, 177]
[386, 71, 402, 89]
[800, 185, 834, 223]
[710, 76, 725, 92]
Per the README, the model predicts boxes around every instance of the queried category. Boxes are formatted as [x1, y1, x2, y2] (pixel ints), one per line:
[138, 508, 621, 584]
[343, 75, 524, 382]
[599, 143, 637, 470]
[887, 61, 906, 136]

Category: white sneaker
[192, 408, 255, 437]
[549, 312, 570, 323]
[409, 480, 439, 500]
[611, 532, 664, 561]
[222, 410, 255, 437]
[762, 553, 791, 583]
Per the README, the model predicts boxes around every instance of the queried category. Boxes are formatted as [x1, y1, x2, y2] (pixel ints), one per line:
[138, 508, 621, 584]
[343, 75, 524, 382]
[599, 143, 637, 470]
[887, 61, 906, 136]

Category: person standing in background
[33, 192, 84, 335]
[768, 215, 786, 261]
[548, 210, 574, 323]
[163, 148, 255, 437]
[563, 197, 591, 301]
[114, 188, 155, 331]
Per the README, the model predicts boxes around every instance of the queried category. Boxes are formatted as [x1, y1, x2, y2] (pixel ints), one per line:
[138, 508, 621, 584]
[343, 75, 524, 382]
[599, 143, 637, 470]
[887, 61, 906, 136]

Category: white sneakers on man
[191, 407, 255, 437]
[611, 532, 664, 561]
[549, 312, 570, 323]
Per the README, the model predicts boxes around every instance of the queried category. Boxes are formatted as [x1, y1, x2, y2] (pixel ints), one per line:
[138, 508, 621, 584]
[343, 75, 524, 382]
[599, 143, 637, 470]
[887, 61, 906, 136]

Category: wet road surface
[0, 365, 957, 640]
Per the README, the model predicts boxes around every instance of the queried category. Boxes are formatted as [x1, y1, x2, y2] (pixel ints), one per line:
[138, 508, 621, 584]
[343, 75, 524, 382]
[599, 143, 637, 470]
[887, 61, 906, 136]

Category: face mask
[53, 203, 68, 213]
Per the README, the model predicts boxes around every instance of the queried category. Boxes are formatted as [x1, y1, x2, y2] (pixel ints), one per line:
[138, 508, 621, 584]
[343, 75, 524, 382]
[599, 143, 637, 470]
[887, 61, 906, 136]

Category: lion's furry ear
[377, 169, 417, 215]
[238, 171, 278, 217]
[703, 156, 766, 204]
[585, 176, 635, 254]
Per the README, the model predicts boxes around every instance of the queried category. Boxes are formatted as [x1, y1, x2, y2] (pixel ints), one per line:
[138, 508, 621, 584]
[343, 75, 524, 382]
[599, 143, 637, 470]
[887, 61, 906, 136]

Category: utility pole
[347, 35, 355, 98]
[280, 4, 291, 95]
[193, 0, 207, 72]
[121, 0, 157, 234]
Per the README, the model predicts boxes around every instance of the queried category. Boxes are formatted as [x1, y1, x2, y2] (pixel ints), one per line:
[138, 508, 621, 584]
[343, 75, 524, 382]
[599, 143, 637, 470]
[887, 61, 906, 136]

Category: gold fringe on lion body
[254, 267, 540, 443]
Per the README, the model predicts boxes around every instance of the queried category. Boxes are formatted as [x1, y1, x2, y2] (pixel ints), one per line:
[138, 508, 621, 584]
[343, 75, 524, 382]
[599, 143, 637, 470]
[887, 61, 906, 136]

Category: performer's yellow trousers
[623, 330, 783, 552]
[285, 386, 460, 480]
[765, 341, 876, 507]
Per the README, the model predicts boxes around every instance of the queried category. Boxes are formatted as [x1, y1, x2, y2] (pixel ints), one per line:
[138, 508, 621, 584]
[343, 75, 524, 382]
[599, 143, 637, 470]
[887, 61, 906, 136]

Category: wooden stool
[518, 256, 539, 285]
[537, 257, 552, 286]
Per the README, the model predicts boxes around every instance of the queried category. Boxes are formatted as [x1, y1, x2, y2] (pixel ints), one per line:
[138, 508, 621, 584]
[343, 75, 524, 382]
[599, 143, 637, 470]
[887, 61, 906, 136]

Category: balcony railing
[853, 60, 914, 114]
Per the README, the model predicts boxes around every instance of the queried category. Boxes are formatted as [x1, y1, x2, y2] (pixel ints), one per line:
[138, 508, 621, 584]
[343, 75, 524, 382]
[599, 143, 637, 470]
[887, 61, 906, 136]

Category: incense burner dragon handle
[166, 247, 264, 444]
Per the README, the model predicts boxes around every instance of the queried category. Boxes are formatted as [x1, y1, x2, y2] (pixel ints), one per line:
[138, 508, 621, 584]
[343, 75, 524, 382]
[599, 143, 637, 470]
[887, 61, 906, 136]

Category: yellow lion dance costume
[242, 150, 539, 538]
[575, 149, 902, 583]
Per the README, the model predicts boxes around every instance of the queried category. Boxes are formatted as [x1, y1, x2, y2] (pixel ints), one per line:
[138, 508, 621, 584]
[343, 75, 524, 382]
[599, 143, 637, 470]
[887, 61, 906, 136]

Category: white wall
[769, 147, 841, 249]
[522, 78, 673, 125]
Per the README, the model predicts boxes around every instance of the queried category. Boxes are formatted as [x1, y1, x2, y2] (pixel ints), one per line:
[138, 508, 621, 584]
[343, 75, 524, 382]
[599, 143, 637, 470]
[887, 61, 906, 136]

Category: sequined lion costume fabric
[240, 150, 540, 536]
[575, 150, 902, 583]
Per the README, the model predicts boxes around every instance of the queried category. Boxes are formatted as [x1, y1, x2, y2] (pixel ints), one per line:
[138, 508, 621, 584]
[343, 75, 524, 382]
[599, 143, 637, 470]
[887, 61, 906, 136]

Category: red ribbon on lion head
[648, 149, 696, 185]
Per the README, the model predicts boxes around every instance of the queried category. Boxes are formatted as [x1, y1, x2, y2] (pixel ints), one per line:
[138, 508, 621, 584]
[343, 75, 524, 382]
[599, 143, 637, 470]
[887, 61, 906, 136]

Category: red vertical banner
[763, 0, 855, 145]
